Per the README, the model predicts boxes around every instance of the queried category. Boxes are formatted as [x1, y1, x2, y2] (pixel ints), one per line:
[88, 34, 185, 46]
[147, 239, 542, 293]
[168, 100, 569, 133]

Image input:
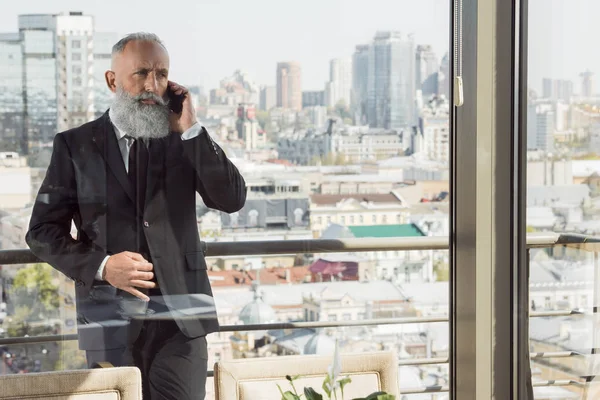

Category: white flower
[326, 339, 342, 392]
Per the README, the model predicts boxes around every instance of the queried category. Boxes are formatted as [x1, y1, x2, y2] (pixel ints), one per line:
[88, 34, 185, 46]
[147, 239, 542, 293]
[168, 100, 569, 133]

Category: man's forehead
[121, 41, 169, 66]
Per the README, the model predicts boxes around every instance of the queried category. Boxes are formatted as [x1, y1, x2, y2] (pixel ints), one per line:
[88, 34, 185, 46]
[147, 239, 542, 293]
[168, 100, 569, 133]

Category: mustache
[133, 91, 168, 106]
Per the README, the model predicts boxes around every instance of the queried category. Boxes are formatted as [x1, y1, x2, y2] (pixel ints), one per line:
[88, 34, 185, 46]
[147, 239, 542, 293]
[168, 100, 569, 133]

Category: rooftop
[208, 266, 311, 287]
[310, 193, 402, 206]
[348, 224, 426, 238]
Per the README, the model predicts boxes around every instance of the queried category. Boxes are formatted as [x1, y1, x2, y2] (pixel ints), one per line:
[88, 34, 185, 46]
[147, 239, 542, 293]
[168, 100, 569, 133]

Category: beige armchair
[214, 351, 399, 400]
[0, 367, 142, 400]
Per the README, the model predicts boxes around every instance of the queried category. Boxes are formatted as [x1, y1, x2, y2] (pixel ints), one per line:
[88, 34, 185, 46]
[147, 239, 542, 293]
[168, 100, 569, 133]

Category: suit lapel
[92, 111, 135, 204]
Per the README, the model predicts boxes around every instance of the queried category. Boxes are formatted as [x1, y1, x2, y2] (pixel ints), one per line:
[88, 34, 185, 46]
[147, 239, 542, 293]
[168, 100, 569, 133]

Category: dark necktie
[128, 137, 149, 211]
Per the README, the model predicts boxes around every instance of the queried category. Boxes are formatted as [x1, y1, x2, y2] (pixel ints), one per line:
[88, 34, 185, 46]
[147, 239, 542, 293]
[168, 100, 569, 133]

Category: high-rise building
[276, 62, 302, 111]
[542, 78, 553, 99]
[259, 85, 276, 111]
[352, 44, 369, 125]
[367, 31, 416, 130]
[542, 78, 574, 102]
[527, 103, 555, 152]
[236, 103, 265, 150]
[438, 52, 450, 99]
[580, 70, 595, 98]
[325, 57, 352, 108]
[415, 45, 439, 98]
[0, 33, 24, 152]
[0, 12, 117, 154]
[302, 91, 324, 108]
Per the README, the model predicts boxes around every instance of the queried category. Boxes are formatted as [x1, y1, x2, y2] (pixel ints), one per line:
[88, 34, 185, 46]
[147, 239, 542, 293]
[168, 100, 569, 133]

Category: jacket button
[144, 221, 150, 228]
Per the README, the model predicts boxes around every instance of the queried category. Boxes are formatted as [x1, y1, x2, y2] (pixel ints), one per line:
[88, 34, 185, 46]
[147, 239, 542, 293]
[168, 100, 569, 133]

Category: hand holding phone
[167, 85, 185, 114]
[167, 81, 197, 133]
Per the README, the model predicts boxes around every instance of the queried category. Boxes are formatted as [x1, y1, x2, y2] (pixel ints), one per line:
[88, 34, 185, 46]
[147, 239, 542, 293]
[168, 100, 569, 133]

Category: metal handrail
[0, 308, 585, 346]
[1, 232, 600, 265]
[1, 232, 598, 392]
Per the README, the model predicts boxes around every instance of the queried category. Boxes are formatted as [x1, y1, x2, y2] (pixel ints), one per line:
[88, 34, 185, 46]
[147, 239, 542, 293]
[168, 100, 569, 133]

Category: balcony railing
[0, 232, 598, 395]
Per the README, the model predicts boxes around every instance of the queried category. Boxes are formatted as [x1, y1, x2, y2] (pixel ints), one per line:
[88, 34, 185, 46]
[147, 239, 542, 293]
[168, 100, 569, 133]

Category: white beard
[110, 87, 171, 139]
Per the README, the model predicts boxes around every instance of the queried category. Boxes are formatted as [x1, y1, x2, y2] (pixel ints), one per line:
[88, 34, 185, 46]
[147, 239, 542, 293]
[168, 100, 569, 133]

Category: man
[26, 32, 246, 400]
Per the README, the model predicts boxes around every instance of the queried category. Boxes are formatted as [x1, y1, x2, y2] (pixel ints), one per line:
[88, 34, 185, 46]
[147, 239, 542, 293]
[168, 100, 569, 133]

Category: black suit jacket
[26, 111, 246, 350]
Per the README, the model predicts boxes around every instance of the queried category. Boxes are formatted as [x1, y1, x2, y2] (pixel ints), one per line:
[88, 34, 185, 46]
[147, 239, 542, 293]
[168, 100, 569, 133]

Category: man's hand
[168, 81, 197, 133]
[103, 252, 155, 301]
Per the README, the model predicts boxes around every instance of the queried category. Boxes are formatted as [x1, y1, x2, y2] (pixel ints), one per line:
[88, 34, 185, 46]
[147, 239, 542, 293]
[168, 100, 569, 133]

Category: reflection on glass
[0, 3, 451, 398]
[527, 1, 600, 398]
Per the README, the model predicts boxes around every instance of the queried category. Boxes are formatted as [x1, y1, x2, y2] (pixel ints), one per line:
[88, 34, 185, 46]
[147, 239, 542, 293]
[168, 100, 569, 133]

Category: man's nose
[144, 72, 158, 93]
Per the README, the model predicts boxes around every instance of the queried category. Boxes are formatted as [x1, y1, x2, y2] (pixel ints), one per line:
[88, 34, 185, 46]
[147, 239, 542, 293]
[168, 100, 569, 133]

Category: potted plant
[277, 341, 395, 400]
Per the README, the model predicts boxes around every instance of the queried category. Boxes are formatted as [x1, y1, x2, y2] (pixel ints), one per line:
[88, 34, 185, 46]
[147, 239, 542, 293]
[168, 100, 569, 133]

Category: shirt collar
[108, 108, 129, 141]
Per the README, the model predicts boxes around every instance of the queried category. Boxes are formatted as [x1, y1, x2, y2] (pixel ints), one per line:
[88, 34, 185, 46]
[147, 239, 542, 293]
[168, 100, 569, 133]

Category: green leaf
[304, 387, 324, 400]
[281, 391, 301, 400]
[338, 376, 352, 399]
[376, 395, 395, 400]
[363, 392, 388, 400]
[322, 375, 332, 398]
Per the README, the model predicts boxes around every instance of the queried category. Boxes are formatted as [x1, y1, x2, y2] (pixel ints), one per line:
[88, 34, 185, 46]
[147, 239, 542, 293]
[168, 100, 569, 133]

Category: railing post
[584, 250, 600, 399]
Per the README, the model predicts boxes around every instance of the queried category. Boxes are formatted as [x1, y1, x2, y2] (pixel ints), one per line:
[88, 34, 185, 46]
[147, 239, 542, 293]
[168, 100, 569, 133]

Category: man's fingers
[123, 287, 149, 302]
[135, 262, 153, 271]
[127, 252, 147, 262]
[130, 280, 157, 289]
[132, 271, 154, 281]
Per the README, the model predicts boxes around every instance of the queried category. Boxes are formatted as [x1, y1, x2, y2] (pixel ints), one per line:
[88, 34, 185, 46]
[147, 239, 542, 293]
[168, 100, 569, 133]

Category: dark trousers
[86, 319, 208, 400]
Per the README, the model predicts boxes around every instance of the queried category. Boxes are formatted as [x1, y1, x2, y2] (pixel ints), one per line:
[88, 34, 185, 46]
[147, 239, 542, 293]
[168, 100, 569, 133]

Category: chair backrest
[214, 351, 398, 400]
[0, 367, 142, 400]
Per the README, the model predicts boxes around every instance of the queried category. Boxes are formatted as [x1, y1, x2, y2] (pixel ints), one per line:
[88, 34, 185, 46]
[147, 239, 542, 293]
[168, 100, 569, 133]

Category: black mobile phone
[167, 86, 185, 114]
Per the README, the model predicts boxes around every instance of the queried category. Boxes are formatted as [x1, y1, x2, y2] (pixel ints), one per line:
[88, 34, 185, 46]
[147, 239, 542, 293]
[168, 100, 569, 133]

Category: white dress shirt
[95, 109, 202, 281]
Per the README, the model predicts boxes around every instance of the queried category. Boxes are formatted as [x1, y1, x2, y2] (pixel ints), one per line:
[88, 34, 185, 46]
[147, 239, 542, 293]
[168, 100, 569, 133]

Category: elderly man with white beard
[26, 32, 247, 400]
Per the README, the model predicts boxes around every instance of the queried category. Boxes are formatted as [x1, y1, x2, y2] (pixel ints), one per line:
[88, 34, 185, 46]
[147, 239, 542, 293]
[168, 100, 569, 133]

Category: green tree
[11, 263, 59, 317]
[5, 305, 34, 337]
[334, 153, 347, 165]
[54, 341, 87, 371]
[255, 110, 269, 129]
[334, 100, 351, 120]
[433, 260, 449, 282]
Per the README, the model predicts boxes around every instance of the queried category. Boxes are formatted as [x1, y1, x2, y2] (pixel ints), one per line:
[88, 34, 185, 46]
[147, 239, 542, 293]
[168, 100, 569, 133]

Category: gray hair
[111, 32, 167, 56]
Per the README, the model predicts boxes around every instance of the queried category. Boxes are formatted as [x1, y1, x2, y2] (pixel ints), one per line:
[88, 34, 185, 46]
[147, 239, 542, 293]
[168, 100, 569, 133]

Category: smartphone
[167, 86, 185, 114]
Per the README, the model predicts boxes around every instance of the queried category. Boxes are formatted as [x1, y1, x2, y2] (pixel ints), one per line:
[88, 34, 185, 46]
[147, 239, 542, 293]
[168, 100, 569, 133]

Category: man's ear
[105, 70, 117, 93]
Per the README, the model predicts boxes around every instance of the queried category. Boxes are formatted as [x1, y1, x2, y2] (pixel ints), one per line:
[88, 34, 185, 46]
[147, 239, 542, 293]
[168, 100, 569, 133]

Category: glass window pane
[0, 3, 451, 399]
[527, 2, 599, 398]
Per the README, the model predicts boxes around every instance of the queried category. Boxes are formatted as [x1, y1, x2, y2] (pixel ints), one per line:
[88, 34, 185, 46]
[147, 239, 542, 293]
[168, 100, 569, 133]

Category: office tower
[259, 85, 276, 111]
[555, 80, 574, 102]
[542, 78, 574, 102]
[367, 31, 416, 130]
[325, 57, 352, 108]
[438, 52, 450, 99]
[415, 45, 439, 97]
[352, 44, 369, 125]
[302, 91, 324, 108]
[581, 70, 595, 98]
[236, 103, 264, 150]
[527, 103, 555, 152]
[276, 62, 302, 111]
[0, 34, 24, 152]
[0, 12, 117, 154]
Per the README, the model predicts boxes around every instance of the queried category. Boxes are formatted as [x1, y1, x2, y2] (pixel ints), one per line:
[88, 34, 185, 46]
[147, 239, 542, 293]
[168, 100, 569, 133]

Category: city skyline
[2, 1, 598, 96]
[1, 1, 599, 96]
[1, 0, 450, 91]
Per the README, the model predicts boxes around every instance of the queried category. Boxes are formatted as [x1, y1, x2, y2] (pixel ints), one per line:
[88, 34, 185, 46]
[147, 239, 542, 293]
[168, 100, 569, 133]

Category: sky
[0, 0, 598, 93]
